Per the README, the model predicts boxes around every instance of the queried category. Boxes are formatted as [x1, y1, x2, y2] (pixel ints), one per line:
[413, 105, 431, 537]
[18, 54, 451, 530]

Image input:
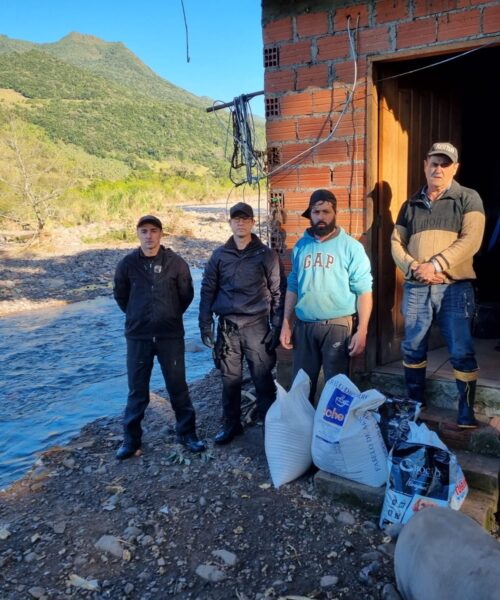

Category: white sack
[311, 374, 388, 487]
[265, 369, 315, 488]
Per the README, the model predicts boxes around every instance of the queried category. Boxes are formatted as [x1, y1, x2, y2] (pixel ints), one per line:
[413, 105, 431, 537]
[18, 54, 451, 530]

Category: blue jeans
[401, 281, 478, 373]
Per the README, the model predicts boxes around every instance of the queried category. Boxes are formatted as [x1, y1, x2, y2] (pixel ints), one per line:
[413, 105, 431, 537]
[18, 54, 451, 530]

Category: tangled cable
[229, 94, 266, 186]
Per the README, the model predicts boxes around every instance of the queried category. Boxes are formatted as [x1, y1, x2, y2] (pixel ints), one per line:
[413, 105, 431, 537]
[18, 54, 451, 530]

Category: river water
[0, 268, 213, 490]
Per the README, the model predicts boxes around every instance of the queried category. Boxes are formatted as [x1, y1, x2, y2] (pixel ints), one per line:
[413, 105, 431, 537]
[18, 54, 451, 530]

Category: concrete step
[419, 406, 500, 458]
[461, 488, 498, 532]
[314, 470, 498, 532]
[357, 371, 500, 419]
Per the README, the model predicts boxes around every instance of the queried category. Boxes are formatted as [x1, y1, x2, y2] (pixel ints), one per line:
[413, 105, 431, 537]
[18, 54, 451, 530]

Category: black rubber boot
[403, 364, 427, 407]
[456, 378, 478, 429]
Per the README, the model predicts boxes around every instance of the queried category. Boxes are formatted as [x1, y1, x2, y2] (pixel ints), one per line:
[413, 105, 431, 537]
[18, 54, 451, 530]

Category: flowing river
[0, 268, 213, 490]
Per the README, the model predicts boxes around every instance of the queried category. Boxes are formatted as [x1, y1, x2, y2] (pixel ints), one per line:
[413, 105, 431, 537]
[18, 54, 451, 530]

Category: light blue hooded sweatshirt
[287, 227, 373, 322]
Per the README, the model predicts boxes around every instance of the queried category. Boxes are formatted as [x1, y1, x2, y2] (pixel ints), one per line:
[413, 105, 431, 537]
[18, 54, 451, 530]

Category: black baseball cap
[302, 189, 337, 219]
[136, 215, 163, 229]
[229, 202, 254, 219]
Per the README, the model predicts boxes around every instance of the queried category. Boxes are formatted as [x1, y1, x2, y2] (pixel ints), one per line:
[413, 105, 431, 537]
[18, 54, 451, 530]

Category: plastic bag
[379, 421, 468, 528]
[311, 374, 388, 487]
[265, 369, 315, 488]
[377, 395, 421, 451]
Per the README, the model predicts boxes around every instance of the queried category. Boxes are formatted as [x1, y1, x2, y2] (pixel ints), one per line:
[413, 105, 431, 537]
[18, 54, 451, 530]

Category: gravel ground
[0, 203, 401, 599]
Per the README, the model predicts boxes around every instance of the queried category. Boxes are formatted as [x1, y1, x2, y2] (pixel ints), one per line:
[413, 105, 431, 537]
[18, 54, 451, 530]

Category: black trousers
[219, 317, 276, 425]
[292, 317, 352, 404]
[123, 337, 196, 445]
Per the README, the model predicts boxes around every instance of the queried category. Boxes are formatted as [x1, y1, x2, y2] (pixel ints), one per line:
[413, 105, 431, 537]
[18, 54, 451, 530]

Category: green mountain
[0, 33, 263, 176]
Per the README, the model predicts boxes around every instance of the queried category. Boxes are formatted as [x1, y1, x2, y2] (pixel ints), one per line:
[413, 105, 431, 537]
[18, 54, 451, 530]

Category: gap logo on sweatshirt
[303, 253, 335, 269]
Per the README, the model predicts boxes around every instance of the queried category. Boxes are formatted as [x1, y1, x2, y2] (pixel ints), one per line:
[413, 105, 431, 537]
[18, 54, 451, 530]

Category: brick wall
[263, 0, 499, 260]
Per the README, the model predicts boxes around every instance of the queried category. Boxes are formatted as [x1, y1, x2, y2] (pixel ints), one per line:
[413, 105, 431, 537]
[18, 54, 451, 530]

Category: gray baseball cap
[427, 142, 458, 163]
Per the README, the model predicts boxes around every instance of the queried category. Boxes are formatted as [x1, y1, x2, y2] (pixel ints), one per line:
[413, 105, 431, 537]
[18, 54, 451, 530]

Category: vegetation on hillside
[0, 32, 265, 236]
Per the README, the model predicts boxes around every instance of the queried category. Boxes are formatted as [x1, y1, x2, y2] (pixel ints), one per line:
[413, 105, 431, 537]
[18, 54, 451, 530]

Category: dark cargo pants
[124, 337, 196, 445]
[218, 317, 276, 426]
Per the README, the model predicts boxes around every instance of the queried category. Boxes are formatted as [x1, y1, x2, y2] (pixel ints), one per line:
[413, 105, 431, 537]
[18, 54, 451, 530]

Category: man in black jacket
[113, 215, 206, 459]
[199, 202, 284, 445]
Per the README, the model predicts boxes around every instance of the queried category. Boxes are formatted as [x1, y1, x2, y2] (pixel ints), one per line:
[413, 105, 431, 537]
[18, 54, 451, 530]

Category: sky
[0, 0, 265, 115]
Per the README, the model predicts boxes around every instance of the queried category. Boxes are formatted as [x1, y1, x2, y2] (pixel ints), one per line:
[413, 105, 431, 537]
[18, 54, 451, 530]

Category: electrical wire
[261, 15, 359, 183]
[180, 0, 190, 63]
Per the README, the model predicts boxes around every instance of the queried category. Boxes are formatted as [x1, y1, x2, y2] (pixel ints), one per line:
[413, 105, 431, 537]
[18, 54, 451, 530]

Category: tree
[0, 119, 77, 234]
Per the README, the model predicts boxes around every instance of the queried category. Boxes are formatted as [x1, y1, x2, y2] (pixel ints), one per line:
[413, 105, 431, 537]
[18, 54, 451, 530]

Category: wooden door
[376, 73, 462, 365]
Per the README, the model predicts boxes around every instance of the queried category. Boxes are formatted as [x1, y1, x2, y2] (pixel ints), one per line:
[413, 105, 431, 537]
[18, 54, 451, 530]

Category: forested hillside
[0, 33, 264, 232]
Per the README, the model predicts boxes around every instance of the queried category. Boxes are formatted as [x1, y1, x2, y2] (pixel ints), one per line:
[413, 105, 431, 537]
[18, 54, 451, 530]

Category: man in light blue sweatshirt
[280, 189, 373, 402]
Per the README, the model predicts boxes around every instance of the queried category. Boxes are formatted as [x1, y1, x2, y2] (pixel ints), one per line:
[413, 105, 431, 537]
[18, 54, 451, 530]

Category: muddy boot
[456, 374, 478, 429]
[403, 362, 427, 408]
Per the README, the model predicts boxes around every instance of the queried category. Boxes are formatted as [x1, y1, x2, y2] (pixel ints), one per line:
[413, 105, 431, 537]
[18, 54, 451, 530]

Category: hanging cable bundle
[229, 93, 265, 186]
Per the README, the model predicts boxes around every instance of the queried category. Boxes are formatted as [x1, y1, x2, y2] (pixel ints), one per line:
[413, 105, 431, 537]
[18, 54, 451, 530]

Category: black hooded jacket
[199, 234, 284, 331]
[114, 245, 194, 339]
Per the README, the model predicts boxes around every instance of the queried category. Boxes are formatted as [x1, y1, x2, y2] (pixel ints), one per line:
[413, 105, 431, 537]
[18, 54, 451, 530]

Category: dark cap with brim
[229, 202, 254, 219]
[427, 142, 459, 163]
[302, 189, 337, 219]
[136, 215, 163, 229]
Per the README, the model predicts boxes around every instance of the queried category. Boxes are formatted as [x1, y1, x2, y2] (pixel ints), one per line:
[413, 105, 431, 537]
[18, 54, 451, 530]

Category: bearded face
[310, 201, 336, 237]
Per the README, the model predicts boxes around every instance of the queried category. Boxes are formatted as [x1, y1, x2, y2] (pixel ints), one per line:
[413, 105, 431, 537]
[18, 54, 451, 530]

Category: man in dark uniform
[113, 215, 206, 459]
[199, 202, 284, 444]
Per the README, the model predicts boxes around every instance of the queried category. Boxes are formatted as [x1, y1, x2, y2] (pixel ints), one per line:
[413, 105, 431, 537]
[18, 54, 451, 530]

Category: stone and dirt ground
[0, 204, 401, 599]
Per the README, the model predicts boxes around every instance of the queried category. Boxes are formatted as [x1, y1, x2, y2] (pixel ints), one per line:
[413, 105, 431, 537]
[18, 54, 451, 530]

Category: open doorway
[374, 43, 500, 372]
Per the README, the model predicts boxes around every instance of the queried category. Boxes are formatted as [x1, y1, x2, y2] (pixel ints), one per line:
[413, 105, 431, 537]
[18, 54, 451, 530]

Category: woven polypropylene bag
[265, 369, 315, 488]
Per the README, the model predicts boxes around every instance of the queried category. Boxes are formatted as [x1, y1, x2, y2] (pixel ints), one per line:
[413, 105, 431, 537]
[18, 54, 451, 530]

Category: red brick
[332, 163, 365, 186]
[397, 18, 437, 48]
[375, 0, 410, 24]
[437, 10, 481, 41]
[298, 166, 332, 188]
[312, 139, 349, 163]
[334, 111, 366, 137]
[296, 11, 330, 38]
[335, 58, 368, 83]
[457, 0, 489, 5]
[263, 18, 293, 44]
[351, 85, 367, 111]
[414, 0, 460, 18]
[280, 91, 314, 117]
[457, 0, 490, 8]
[269, 168, 299, 189]
[296, 64, 329, 90]
[334, 5, 370, 30]
[280, 41, 313, 66]
[281, 189, 311, 205]
[266, 119, 298, 143]
[312, 88, 347, 113]
[317, 33, 350, 61]
[265, 69, 295, 94]
[357, 27, 392, 54]
[483, 5, 500, 34]
[280, 143, 313, 164]
[298, 116, 332, 139]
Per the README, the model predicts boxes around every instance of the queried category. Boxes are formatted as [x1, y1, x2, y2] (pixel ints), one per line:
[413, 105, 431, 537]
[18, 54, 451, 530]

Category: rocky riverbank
[0, 370, 400, 600]
[0, 206, 231, 317]
[0, 204, 401, 599]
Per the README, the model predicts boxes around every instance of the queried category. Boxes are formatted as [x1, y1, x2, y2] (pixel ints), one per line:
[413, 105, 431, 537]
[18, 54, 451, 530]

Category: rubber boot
[455, 372, 478, 429]
[403, 362, 427, 408]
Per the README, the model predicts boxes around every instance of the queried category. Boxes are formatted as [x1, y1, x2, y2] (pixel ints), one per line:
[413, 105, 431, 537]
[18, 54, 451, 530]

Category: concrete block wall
[263, 0, 500, 262]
